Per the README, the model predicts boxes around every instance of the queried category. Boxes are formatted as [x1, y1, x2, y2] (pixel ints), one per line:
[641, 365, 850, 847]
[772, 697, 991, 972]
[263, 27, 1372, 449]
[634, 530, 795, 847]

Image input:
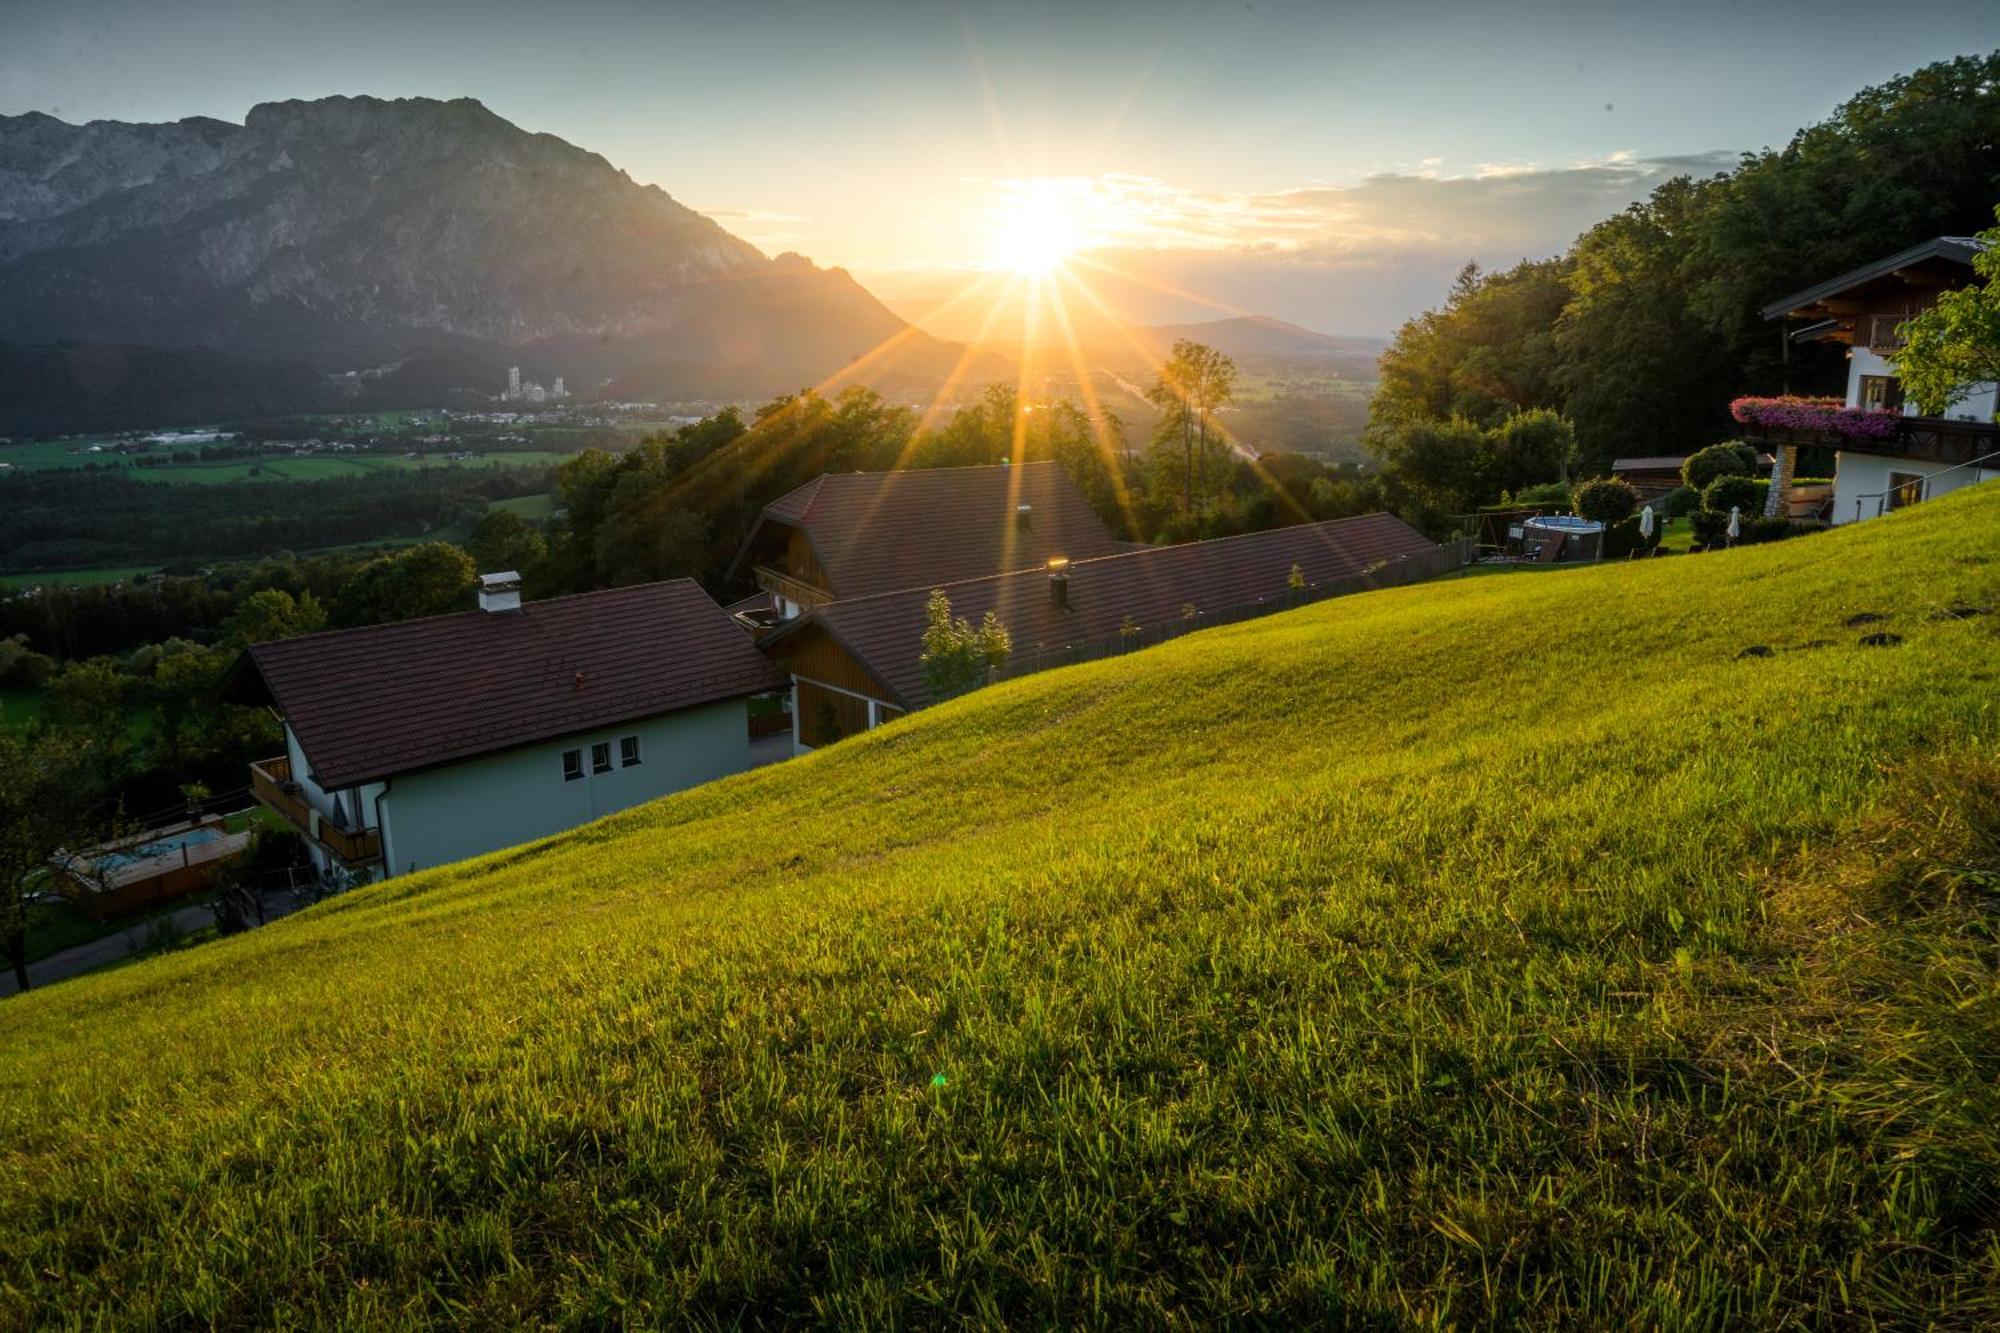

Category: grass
[0, 689, 42, 729]
[2, 487, 1999, 1326]
[487, 492, 558, 521]
[0, 439, 572, 483]
[0, 565, 159, 589]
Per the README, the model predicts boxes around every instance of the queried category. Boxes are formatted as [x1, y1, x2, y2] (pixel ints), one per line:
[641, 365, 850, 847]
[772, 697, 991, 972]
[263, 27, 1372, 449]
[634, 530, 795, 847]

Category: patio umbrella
[1726, 506, 1742, 543]
[1639, 505, 1655, 540]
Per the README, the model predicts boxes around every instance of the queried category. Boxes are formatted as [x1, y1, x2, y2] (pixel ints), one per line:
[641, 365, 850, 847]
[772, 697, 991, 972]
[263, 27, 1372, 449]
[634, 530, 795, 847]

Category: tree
[335, 543, 476, 627]
[1367, 258, 1571, 442]
[1148, 340, 1237, 514]
[1896, 206, 2000, 415]
[919, 590, 1011, 702]
[1486, 408, 1578, 494]
[1371, 417, 1491, 515]
[465, 509, 549, 577]
[222, 588, 326, 647]
[1681, 442, 1760, 491]
[1573, 476, 1640, 524]
[0, 727, 102, 994]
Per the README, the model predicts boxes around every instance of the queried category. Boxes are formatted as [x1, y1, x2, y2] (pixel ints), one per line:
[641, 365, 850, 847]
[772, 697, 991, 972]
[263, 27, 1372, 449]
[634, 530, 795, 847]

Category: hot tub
[1520, 514, 1605, 560]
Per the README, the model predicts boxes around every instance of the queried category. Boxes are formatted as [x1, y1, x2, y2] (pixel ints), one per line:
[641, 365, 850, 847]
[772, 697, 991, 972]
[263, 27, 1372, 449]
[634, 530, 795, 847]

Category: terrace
[50, 815, 251, 921]
[249, 754, 382, 866]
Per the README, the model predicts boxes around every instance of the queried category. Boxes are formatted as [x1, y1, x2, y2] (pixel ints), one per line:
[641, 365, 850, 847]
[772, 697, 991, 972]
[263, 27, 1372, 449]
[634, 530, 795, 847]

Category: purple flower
[1728, 396, 1901, 440]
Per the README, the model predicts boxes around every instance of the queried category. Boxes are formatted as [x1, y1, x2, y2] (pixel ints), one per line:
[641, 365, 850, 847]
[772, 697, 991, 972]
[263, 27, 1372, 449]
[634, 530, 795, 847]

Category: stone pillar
[1765, 444, 1795, 519]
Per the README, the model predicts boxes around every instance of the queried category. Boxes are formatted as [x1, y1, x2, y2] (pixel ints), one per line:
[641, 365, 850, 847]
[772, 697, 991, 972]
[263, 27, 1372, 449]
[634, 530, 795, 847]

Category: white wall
[285, 723, 385, 878]
[1830, 451, 1999, 525]
[374, 699, 751, 876]
[1846, 346, 1998, 420]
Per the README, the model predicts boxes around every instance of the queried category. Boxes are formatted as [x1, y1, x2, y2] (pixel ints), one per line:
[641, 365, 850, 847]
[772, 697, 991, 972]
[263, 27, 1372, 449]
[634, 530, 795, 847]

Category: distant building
[507, 365, 521, 399]
[225, 577, 786, 881]
[553, 376, 567, 399]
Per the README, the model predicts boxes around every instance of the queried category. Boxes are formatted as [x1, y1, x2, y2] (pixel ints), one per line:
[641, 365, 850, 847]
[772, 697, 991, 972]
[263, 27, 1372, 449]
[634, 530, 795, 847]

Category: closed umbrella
[1726, 506, 1742, 545]
[1639, 505, 1655, 540]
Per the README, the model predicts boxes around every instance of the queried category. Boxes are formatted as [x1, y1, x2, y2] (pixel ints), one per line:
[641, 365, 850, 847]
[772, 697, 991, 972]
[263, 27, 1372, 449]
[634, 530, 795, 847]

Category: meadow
[0, 440, 573, 483]
[0, 486, 1996, 1326]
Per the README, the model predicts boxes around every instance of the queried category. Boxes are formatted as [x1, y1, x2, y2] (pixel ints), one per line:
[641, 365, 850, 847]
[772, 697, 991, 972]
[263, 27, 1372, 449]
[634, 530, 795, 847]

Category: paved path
[2, 890, 310, 999]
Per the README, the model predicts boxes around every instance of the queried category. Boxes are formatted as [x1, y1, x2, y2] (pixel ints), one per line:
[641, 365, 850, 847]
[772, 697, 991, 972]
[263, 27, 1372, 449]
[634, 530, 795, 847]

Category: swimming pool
[96, 827, 223, 871]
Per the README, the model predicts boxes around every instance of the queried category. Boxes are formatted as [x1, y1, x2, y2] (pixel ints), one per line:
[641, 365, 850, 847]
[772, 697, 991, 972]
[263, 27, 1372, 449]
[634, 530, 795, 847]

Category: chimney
[1047, 556, 1070, 611]
[1016, 501, 1034, 529]
[477, 571, 522, 614]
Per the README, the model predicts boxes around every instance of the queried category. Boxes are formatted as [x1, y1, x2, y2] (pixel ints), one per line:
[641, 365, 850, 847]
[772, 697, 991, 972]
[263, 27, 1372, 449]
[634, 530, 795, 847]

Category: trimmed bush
[1603, 514, 1662, 558]
[1702, 474, 1765, 515]
[1655, 484, 1698, 518]
[1573, 476, 1640, 524]
[1682, 442, 1760, 491]
[1690, 508, 1796, 549]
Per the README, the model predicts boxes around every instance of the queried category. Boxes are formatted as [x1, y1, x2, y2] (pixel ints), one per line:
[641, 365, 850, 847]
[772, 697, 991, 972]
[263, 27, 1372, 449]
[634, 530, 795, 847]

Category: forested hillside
[1367, 52, 2000, 485]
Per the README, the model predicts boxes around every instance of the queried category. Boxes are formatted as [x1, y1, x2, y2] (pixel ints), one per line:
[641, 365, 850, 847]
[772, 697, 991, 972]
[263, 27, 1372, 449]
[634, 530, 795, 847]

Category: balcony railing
[753, 564, 832, 610]
[250, 755, 381, 864]
[1742, 411, 2000, 466]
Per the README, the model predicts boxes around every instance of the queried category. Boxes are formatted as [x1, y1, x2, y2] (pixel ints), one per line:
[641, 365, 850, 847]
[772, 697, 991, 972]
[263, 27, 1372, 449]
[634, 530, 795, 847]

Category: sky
[2, 0, 1995, 335]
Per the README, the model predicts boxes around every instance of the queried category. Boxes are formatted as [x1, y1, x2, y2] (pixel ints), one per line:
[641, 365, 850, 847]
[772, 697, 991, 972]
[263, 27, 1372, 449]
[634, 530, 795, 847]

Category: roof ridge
[252, 577, 706, 653]
[808, 513, 1404, 611]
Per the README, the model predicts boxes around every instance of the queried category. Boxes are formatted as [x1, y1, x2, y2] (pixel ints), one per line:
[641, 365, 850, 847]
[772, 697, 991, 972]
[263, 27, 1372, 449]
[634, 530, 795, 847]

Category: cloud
[1010, 151, 1737, 267]
[976, 152, 1740, 334]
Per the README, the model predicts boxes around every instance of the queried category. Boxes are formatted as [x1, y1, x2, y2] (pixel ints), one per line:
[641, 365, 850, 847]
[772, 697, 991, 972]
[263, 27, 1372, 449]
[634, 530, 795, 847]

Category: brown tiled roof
[728, 460, 1125, 597]
[230, 581, 787, 789]
[769, 513, 1443, 709]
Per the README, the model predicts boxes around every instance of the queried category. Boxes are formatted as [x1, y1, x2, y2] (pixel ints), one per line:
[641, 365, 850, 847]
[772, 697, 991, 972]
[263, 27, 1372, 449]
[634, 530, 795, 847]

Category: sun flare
[986, 180, 1088, 276]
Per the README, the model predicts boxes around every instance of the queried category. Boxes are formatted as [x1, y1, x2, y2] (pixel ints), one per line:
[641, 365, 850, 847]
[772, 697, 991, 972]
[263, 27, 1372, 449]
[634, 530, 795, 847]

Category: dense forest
[1365, 52, 2000, 502]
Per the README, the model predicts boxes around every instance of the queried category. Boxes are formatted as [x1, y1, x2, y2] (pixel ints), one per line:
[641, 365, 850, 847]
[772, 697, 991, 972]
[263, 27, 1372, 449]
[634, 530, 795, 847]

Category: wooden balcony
[250, 755, 381, 865]
[1745, 414, 2000, 466]
[753, 564, 832, 610]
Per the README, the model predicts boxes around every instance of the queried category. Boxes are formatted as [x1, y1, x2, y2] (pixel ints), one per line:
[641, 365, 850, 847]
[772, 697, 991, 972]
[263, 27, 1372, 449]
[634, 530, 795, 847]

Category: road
[1, 889, 311, 999]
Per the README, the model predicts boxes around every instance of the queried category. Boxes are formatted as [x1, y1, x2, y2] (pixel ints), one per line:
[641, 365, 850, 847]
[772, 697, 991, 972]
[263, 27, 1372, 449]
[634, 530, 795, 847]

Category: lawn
[1, 486, 1997, 1326]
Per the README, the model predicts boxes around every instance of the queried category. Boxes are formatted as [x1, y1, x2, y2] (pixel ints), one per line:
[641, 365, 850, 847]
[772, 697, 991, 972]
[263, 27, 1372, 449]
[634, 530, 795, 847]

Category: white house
[1761, 237, 1999, 523]
[226, 574, 787, 881]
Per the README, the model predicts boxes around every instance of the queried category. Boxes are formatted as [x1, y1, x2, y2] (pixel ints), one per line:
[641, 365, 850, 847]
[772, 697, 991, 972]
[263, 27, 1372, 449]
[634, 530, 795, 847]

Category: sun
[987, 180, 1088, 277]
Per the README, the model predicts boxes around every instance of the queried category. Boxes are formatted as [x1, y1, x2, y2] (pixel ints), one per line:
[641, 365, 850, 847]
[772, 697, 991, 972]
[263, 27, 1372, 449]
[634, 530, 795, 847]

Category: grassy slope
[3, 490, 1999, 1326]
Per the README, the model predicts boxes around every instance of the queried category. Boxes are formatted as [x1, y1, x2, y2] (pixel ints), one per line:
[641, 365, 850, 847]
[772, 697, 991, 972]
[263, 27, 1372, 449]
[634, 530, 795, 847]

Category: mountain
[1133, 315, 1385, 365]
[0, 97, 986, 427]
[6, 485, 1998, 1324]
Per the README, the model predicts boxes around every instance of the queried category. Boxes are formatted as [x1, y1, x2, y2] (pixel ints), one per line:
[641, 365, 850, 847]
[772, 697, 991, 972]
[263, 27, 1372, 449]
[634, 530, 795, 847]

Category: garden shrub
[1702, 474, 1765, 515]
[1603, 515, 1661, 558]
[1573, 476, 1639, 524]
[1682, 442, 1760, 491]
[1507, 480, 1573, 506]
[1655, 484, 1698, 518]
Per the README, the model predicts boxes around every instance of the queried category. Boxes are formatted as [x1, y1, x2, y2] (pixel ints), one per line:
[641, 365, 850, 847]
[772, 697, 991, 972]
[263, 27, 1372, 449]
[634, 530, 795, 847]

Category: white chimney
[478, 571, 522, 614]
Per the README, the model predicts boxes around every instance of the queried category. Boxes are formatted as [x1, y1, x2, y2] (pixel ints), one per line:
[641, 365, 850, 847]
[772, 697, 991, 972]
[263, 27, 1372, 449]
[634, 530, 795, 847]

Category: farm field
[0, 565, 159, 589]
[0, 440, 573, 482]
[1, 485, 1997, 1325]
[486, 492, 558, 521]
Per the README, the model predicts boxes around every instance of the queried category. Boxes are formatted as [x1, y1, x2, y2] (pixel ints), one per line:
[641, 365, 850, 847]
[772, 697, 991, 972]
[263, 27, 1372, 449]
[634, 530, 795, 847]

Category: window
[591, 741, 612, 774]
[561, 749, 583, 782]
[1887, 471, 1925, 511]
[619, 735, 641, 767]
[1858, 375, 1904, 412]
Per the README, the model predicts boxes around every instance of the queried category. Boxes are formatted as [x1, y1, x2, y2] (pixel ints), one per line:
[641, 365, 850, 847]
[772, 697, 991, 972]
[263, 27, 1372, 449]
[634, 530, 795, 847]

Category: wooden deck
[251, 755, 382, 864]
